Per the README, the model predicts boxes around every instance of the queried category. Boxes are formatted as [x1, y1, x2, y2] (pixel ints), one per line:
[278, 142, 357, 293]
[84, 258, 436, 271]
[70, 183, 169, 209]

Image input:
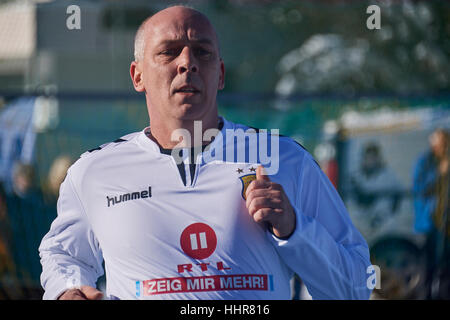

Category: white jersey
[39, 117, 372, 300]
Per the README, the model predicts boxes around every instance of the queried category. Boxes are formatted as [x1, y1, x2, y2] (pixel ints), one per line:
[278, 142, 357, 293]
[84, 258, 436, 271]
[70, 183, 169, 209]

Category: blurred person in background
[5, 162, 45, 291]
[348, 143, 408, 300]
[0, 181, 17, 298]
[413, 128, 449, 299]
[42, 155, 73, 227]
[350, 142, 404, 234]
[45, 155, 72, 200]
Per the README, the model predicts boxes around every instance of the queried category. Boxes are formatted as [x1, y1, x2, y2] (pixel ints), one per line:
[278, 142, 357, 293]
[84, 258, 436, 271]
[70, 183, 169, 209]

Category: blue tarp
[0, 97, 37, 193]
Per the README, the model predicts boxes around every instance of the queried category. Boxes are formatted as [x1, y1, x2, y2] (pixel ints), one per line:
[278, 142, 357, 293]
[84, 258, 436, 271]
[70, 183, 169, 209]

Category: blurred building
[0, 0, 161, 94]
[1, 0, 449, 97]
[0, 1, 35, 91]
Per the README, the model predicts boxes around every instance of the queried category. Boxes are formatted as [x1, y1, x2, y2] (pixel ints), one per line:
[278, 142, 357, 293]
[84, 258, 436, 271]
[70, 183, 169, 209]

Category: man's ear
[130, 61, 145, 92]
[218, 59, 225, 90]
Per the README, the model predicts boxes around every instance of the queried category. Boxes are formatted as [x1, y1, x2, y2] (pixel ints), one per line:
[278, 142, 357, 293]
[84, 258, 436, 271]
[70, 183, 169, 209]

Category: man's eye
[195, 48, 212, 57]
[159, 49, 178, 56]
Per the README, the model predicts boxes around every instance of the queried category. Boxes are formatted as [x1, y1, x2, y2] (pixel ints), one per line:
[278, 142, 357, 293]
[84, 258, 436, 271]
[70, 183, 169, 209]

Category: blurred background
[0, 0, 449, 300]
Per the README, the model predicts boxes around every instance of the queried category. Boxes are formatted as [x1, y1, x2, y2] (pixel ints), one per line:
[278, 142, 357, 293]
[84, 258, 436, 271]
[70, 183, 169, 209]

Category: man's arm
[253, 151, 372, 300]
[39, 169, 104, 300]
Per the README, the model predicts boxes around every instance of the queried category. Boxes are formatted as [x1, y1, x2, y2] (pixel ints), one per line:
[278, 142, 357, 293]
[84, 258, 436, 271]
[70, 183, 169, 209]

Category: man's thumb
[256, 165, 270, 181]
[80, 285, 103, 300]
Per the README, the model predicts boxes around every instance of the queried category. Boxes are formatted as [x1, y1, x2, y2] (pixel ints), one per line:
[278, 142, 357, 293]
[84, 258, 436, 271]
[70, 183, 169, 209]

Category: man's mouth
[175, 85, 200, 94]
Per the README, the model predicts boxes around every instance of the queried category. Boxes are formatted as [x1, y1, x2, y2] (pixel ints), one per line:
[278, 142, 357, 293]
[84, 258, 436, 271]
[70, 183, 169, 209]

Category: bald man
[39, 6, 372, 300]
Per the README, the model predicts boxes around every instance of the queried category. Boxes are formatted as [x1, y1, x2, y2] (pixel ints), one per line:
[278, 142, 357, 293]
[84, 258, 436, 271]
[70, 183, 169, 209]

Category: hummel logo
[107, 186, 152, 207]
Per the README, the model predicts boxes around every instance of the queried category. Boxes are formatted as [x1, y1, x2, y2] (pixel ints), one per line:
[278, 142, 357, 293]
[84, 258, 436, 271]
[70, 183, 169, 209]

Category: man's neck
[147, 115, 221, 149]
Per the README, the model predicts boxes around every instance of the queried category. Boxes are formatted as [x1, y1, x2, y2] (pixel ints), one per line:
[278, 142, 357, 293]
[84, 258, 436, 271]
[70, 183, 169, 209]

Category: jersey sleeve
[39, 168, 104, 300]
[268, 151, 373, 300]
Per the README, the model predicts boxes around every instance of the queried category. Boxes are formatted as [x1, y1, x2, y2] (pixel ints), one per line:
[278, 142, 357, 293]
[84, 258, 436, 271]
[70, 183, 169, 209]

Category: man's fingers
[80, 286, 103, 300]
[253, 208, 283, 223]
[58, 288, 88, 300]
[71, 293, 88, 300]
[244, 168, 296, 238]
[245, 179, 270, 200]
[58, 286, 103, 300]
[256, 165, 270, 181]
[247, 196, 282, 217]
[245, 189, 281, 209]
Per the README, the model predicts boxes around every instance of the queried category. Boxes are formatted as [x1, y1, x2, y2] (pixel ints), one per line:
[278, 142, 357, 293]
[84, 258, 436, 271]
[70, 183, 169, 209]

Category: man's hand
[245, 166, 296, 238]
[58, 285, 103, 300]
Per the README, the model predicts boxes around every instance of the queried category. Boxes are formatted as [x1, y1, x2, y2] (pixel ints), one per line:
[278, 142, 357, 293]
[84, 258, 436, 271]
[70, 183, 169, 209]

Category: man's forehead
[151, 23, 216, 43]
[145, 7, 218, 46]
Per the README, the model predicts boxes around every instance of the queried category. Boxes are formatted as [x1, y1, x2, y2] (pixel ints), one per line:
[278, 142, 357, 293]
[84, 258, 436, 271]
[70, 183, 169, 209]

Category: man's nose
[177, 47, 198, 74]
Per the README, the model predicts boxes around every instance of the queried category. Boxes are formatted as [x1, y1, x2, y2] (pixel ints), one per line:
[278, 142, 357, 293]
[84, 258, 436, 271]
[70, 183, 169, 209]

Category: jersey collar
[136, 116, 232, 158]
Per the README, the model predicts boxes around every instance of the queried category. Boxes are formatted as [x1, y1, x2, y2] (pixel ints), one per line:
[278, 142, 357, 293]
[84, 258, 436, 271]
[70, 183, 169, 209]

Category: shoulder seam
[87, 138, 128, 153]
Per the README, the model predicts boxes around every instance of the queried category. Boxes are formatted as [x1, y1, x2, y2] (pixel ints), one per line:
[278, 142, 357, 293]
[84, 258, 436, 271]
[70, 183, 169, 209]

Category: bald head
[129, 4, 225, 140]
[134, 6, 220, 62]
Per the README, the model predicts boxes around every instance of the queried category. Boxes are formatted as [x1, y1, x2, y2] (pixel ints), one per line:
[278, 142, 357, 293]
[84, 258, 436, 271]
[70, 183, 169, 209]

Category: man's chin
[174, 103, 215, 122]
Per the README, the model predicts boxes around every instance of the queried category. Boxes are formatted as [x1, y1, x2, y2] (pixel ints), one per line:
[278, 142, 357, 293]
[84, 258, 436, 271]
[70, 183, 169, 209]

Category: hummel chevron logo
[107, 186, 152, 207]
